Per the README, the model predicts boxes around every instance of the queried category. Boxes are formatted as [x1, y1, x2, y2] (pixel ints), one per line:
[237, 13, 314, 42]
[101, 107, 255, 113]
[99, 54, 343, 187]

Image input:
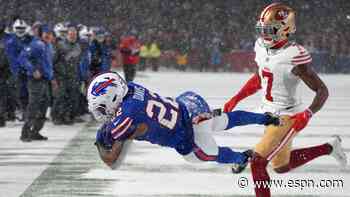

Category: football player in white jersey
[223, 3, 347, 197]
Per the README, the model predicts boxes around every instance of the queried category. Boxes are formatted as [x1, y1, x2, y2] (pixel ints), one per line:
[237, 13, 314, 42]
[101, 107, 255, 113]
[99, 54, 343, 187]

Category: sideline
[0, 121, 86, 197]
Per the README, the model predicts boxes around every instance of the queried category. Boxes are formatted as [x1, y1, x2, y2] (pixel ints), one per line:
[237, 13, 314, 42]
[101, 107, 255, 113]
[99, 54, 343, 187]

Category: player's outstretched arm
[94, 121, 146, 169]
[223, 72, 262, 112]
[291, 64, 329, 131]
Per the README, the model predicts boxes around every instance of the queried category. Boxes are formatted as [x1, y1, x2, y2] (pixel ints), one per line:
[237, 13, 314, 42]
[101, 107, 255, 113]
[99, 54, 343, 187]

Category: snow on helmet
[87, 72, 128, 122]
[54, 22, 68, 38]
[13, 19, 30, 37]
[79, 25, 93, 41]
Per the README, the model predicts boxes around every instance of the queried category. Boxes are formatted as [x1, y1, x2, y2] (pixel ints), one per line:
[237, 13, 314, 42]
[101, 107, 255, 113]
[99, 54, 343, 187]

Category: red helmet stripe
[95, 79, 115, 94]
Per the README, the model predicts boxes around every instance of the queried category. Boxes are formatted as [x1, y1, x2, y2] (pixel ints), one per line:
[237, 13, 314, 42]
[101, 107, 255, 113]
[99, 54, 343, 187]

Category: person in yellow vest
[140, 42, 161, 71]
[148, 42, 161, 71]
[139, 44, 148, 71]
[176, 52, 188, 71]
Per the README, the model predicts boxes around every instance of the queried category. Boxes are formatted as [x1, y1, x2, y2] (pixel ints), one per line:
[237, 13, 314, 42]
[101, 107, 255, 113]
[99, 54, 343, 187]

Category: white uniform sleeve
[291, 44, 312, 66]
[254, 40, 260, 63]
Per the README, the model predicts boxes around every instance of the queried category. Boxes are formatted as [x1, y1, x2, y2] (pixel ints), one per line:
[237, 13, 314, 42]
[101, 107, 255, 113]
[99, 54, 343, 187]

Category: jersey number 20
[146, 92, 179, 130]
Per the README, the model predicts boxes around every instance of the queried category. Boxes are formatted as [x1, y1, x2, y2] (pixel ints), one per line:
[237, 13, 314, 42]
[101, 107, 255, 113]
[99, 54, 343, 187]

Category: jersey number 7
[262, 69, 274, 102]
[146, 92, 179, 130]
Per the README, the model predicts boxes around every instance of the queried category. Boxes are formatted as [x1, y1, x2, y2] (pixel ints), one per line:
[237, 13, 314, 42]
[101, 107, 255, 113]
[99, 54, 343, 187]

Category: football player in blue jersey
[87, 72, 280, 171]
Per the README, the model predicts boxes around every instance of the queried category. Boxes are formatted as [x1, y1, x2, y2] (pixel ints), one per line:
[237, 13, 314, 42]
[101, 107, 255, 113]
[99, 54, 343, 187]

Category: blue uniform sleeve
[3, 32, 12, 42]
[5, 37, 20, 76]
[42, 43, 53, 80]
[109, 114, 136, 141]
[79, 49, 91, 81]
[96, 122, 114, 149]
[95, 112, 137, 149]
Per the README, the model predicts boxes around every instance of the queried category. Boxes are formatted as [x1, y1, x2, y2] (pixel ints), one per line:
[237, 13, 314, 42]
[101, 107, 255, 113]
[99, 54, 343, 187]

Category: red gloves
[291, 109, 313, 132]
[223, 73, 262, 113]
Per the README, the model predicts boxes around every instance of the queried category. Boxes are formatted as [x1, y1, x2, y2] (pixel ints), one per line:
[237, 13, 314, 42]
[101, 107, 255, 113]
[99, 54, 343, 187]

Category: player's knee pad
[250, 152, 270, 181]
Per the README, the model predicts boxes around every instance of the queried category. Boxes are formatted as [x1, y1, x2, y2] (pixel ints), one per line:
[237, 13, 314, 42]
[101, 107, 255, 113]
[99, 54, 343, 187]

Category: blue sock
[225, 110, 267, 130]
[216, 147, 247, 165]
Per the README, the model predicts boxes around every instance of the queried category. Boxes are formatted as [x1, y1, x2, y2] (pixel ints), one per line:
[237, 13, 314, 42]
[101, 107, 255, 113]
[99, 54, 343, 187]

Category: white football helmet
[54, 22, 68, 39]
[13, 19, 29, 37]
[79, 25, 93, 41]
[87, 72, 129, 122]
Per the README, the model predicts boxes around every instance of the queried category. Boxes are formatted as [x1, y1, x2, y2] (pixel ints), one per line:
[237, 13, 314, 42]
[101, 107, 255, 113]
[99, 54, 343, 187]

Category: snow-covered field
[1, 72, 349, 197]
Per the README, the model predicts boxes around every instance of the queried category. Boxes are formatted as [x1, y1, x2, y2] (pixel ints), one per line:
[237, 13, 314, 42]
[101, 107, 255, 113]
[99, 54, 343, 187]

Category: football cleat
[329, 135, 347, 169]
[232, 149, 253, 174]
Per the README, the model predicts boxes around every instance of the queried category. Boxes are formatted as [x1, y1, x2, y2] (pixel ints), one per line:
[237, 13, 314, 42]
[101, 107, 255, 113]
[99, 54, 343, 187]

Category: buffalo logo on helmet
[91, 79, 117, 97]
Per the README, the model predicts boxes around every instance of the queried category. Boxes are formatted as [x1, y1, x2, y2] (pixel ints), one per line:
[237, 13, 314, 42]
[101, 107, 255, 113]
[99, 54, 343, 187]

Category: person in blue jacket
[89, 27, 111, 76]
[5, 19, 33, 119]
[18, 24, 54, 142]
[0, 23, 17, 126]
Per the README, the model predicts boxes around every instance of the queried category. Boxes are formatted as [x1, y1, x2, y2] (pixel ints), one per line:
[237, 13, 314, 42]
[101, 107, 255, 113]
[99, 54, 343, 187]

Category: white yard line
[0, 122, 84, 197]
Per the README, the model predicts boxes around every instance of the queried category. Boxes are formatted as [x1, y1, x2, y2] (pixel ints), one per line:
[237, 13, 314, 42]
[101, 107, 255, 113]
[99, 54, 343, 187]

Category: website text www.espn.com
[237, 176, 344, 191]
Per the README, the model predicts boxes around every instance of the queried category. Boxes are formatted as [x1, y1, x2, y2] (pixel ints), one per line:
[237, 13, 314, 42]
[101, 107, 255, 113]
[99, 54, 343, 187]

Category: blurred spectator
[77, 25, 93, 81]
[139, 43, 148, 70]
[31, 21, 42, 37]
[53, 22, 68, 42]
[18, 24, 53, 142]
[119, 35, 140, 82]
[89, 28, 111, 77]
[0, 24, 15, 127]
[209, 37, 223, 72]
[52, 25, 84, 125]
[5, 19, 32, 121]
[140, 40, 161, 71]
[102, 31, 115, 70]
[176, 53, 187, 71]
[0, 0, 348, 76]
